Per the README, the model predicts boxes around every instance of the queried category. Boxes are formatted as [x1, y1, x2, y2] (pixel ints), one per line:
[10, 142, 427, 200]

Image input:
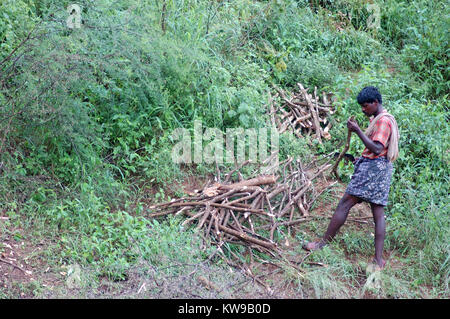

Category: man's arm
[347, 118, 384, 155]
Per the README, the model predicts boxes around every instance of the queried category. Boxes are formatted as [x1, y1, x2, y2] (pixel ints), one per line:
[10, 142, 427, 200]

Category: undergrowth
[0, 0, 448, 298]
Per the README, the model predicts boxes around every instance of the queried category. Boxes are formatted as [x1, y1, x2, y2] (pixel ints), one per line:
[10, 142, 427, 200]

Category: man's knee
[338, 193, 361, 210]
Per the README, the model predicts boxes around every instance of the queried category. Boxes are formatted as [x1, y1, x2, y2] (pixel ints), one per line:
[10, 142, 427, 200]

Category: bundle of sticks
[269, 83, 335, 143]
[147, 156, 333, 259]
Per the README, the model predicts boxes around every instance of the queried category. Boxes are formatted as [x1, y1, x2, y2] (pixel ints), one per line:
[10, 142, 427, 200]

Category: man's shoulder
[376, 113, 393, 126]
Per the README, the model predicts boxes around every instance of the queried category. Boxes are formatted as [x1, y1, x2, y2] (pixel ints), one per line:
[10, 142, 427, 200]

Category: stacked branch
[269, 83, 335, 143]
[146, 156, 333, 260]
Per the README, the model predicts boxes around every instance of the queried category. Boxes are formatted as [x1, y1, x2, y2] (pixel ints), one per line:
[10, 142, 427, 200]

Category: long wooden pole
[332, 116, 355, 181]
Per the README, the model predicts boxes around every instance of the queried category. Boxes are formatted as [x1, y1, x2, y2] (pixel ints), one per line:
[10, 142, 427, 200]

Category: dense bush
[0, 0, 448, 296]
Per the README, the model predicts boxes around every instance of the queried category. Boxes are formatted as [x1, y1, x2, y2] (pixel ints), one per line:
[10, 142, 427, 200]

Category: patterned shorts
[346, 157, 393, 206]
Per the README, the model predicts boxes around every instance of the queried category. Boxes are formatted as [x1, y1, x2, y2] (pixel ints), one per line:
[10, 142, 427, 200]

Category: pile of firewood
[269, 83, 335, 143]
[147, 155, 333, 259]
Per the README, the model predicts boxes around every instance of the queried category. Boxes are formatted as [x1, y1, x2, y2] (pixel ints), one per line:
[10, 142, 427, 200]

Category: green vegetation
[0, 0, 448, 298]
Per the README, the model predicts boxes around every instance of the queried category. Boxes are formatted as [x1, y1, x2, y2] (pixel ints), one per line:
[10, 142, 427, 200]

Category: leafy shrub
[0, 0, 38, 61]
[1, 0, 448, 297]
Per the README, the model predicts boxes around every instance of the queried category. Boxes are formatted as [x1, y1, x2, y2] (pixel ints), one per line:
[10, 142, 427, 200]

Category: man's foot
[366, 258, 386, 275]
[302, 240, 326, 251]
[372, 258, 386, 270]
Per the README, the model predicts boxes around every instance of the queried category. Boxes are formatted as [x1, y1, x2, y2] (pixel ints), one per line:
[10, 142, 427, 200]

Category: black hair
[357, 86, 382, 105]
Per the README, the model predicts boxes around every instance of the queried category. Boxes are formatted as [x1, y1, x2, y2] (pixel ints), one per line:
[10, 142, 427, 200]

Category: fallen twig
[0, 258, 27, 274]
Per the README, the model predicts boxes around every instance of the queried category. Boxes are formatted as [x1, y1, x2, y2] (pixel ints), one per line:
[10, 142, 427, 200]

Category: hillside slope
[0, 0, 448, 299]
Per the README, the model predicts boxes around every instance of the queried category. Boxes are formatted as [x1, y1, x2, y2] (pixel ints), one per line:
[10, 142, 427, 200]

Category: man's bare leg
[371, 202, 386, 269]
[303, 193, 361, 251]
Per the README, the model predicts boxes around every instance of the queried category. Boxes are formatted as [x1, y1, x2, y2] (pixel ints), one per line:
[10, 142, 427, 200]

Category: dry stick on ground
[331, 116, 355, 181]
[307, 181, 338, 210]
[0, 258, 27, 274]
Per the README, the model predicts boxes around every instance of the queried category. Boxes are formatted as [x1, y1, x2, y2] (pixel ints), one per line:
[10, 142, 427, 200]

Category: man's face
[361, 101, 378, 117]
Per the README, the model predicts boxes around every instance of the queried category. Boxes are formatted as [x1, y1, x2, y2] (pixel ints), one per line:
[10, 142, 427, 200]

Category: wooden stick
[0, 258, 26, 273]
[298, 83, 321, 143]
[216, 175, 276, 190]
[332, 116, 355, 181]
[267, 184, 288, 200]
[259, 218, 311, 230]
[218, 224, 276, 249]
[197, 209, 211, 230]
[182, 210, 205, 227]
[227, 190, 261, 206]
[224, 160, 251, 183]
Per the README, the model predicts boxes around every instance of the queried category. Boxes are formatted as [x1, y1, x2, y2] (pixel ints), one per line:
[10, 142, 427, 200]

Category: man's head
[357, 86, 383, 117]
[357, 86, 382, 105]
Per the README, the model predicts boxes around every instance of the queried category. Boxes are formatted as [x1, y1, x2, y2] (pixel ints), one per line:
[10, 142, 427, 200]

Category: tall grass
[0, 0, 448, 297]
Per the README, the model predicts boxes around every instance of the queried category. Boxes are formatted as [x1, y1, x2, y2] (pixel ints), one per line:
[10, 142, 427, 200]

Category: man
[303, 86, 399, 270]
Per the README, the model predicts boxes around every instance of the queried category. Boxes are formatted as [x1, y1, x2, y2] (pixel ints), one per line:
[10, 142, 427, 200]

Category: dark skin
[304, 100, 387, 269]
[348, 100, 385, 157]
